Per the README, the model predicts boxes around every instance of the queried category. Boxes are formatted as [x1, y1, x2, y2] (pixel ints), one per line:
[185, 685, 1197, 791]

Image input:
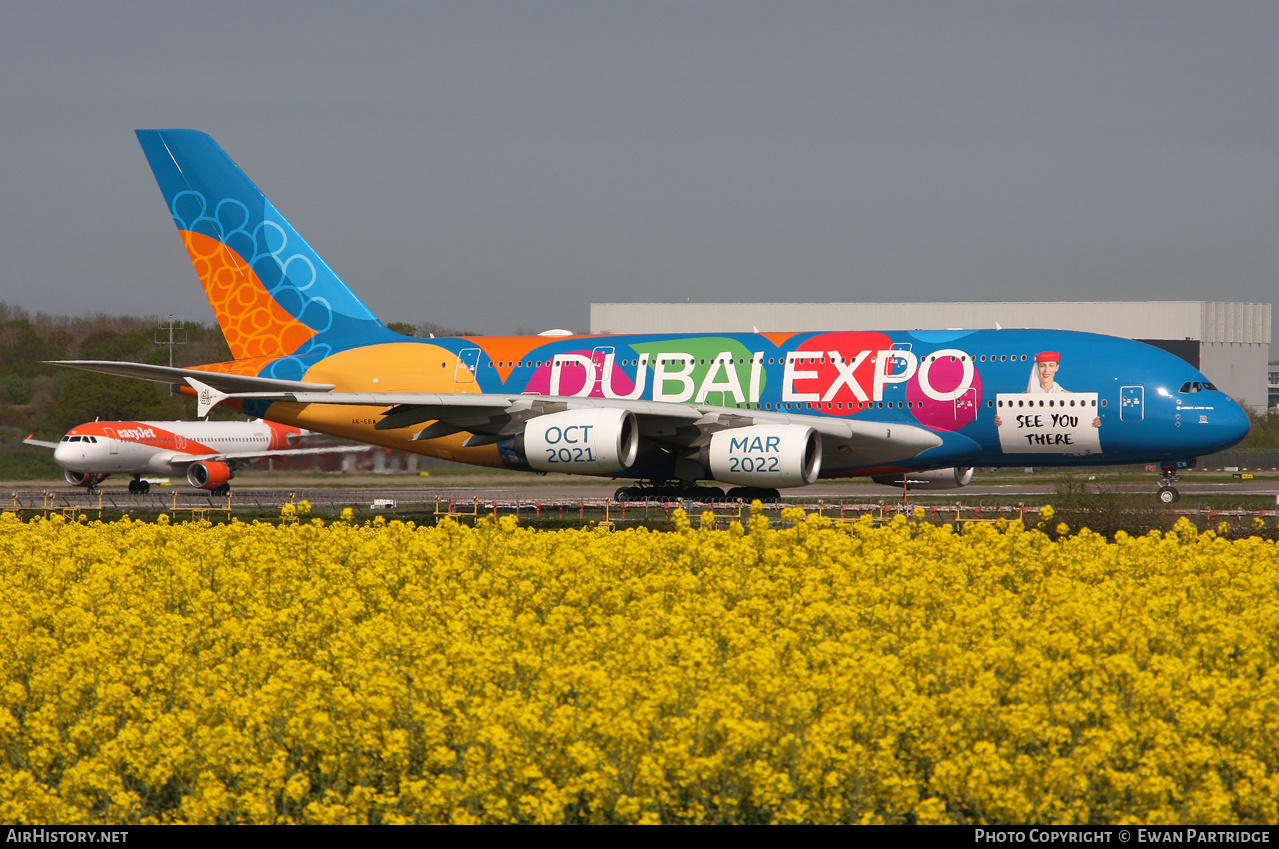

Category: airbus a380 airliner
[53, 130, 1250, 503]
[25, 419, 356, 494]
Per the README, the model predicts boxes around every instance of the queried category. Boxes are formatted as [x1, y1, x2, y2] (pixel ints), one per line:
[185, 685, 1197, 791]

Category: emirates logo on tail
[186, 377, 229, 419]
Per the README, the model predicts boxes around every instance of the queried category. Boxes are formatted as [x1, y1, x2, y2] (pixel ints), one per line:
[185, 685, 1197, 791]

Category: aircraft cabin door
[455, 348, 481, 384]
[954, 389, 977, 425]
[884, 343, 912, 379]
[1120, 386, 1144, 422]
[103, 427, 119, 455]
[591, 347, 614, 394]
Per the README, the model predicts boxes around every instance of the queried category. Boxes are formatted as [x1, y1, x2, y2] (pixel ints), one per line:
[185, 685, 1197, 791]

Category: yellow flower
[2, 512, 1277, 824]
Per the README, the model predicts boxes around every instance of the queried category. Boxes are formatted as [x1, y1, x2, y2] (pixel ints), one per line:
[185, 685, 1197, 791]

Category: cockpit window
[1179, 381, 1219, 394]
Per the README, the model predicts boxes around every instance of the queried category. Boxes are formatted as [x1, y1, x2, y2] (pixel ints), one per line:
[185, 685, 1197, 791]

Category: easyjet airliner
[26, 419, 357, 494]
[53, 130, 1250, 503]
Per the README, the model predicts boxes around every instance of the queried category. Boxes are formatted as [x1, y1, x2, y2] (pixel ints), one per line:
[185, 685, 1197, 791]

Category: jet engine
[65, 470, 109, 487]
[186, 461, 234, 490]
[872, 467, 974, 490]
[516, 409, 639, 474]
[705, 425, 822, 488]
[267, 422, 308, 449]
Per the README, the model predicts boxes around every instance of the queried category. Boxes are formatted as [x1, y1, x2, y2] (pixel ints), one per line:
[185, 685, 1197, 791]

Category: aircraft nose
[1195, 395, 1253, 456]
[52, 443, 76, 467]
[1218, 396, 1253, 450]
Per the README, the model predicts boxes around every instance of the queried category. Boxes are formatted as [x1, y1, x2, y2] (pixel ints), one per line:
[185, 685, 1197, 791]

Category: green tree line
[0, 302, 240, 442]
[0, 304, 481, 446]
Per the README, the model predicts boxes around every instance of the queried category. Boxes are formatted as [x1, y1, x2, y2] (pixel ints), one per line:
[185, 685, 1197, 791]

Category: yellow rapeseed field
[1, 508, 1276, 824]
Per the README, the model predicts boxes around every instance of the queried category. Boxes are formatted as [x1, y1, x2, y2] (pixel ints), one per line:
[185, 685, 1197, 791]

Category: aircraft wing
[164, 443, 368, 468]
[23, 436, 60, 449]
[187, 379, 943, 465]
[51, 364, 944, 469]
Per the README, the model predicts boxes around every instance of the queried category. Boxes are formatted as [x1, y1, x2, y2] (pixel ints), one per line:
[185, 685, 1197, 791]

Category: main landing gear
[127, 477, 151, 494]
[1157, 467, 1181, 504]
[612, 482, 781, 502]
[613, 483, 722, 502]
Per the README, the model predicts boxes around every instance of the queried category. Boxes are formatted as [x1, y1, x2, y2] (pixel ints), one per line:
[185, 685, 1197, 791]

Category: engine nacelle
[186, 461, 234, 490]
[872, 467, 974, 490]
[518, 409, 639, 474]
[266, 421, 308, 449]
[705, 425, 822, 488]
[65, 470, 108, 488]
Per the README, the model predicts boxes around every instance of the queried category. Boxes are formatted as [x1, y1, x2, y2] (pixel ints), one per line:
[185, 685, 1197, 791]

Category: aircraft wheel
[139, 480, 150, 494]
[614, 486, 633, 502]
[127, 480, 138, 493]
[212, 484, 231, 497]
[1157, 486, 1179, 504]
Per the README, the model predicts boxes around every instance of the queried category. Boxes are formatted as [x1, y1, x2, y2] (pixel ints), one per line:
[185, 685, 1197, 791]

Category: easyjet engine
[515, 409, 639, 474]
[871, 467, 974, 490]
[267, 422, 308, 449]
[704, 425, 822, 488]
[186, 461, 234, 490]
[65, 470, 109, 487]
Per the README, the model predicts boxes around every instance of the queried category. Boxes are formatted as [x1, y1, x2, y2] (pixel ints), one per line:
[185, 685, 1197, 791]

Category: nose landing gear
[1157, 465, 1181, 504]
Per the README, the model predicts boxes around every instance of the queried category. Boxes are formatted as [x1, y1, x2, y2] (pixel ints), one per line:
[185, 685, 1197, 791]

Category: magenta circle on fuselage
[906, 357, 983, 432]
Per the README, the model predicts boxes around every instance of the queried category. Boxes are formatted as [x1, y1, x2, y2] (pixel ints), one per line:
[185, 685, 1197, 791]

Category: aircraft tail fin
[135, 129, 398, 363]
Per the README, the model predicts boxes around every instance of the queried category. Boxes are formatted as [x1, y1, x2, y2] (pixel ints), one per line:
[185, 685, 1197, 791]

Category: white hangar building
[589, 301, 1272, 412]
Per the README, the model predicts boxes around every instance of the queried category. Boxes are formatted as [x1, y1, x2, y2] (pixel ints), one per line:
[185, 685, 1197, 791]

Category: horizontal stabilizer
[48, 361, 336, 393]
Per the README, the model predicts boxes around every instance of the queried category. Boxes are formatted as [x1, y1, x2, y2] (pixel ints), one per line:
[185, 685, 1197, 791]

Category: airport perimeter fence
[1198, 451, 1279, 471]
[7, 487, 916, 524]
[9, 486, 1279, 534]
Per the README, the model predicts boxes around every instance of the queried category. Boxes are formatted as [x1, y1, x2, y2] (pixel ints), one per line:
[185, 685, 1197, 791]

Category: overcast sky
[2, 2, 1276, 335]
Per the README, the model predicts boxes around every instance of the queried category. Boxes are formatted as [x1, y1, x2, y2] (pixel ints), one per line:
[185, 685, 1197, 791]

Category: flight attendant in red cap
[994, 351, 1100, 427]
[1029, 350, 1065, 393]
[1025, 350, 1101, 426]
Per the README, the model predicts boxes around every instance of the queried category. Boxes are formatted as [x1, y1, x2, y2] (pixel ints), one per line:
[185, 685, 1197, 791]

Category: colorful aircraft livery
[26, 419, 355, 494]
[53, 129, 1250, 502]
